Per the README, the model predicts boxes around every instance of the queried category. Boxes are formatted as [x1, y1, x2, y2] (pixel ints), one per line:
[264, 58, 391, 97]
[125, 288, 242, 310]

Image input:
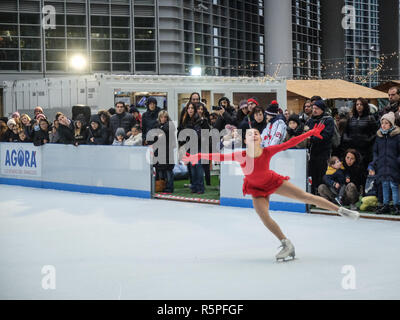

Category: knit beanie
[247, 97, 259, 106]
[239, 100, 248, 110]
[115, 127, 125, 138]
[381, 112, 395, 128]
[313, 100, 326, 112]
[266, 100, 279, 116]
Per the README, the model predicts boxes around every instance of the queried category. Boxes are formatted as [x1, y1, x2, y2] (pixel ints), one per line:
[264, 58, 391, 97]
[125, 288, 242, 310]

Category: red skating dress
[191, 130, 315, 198]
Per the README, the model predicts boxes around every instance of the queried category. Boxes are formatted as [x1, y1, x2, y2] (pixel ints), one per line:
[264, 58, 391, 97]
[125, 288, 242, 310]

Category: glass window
[134, 29, 155, 40]
[112, 28, 130, 39]
[67, 15, 86, 26]
[0, 62, 19, 70]
[46, 39, 66, 50]
[20, 13, 40, 24]
[0, 37, 19, 48]
[112, 63, 130, 71]
[0, 50, 19, 61]
[91, 16, 110, 26]
[135, 52, 155, 62]
[0, 12, 18, 24]
[20, 38, 41, 49]
[21, 50, 41, 61]
[67, 39, 87, 50]
[92, 51, 110, 62]
[21, 62, 41, 71]
[111, 16, 130, 27]
[135, 63, 156, 72]
[56, 14, 65, 26]
[20, 26, 41, 37]
[135, 40, 155, 51]
[67, 27, 87, 38]
[91, 39, 110, 50]
[134, 17, 155, 28]
[45, 26, 65, 38]
[46, 62, 66, 71]
[91, 27, 110, 39]
[112, 51, 130, 62]
[0, 25, 18, 37]
[46, 50, 66, 61]
[112, 40, 130, 50]
[92, 63, 111, 71]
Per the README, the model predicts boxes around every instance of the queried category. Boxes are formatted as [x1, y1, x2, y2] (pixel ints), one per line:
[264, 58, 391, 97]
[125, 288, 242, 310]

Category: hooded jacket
[142, 97, 162, 143]
[260, 114, 287, 148]
[87, 115, 109, 145]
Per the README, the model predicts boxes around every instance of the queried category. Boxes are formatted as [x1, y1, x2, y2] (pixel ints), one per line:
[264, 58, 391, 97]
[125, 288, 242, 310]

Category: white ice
[0, 184, 399, 300]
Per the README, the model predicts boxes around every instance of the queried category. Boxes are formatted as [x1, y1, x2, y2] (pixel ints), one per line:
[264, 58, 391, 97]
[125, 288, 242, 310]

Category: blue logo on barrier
[4, 148, 37, 168]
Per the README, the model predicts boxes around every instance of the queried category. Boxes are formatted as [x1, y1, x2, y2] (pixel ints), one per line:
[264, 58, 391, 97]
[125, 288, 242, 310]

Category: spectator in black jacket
[342, 98, 378, 178]
[57, 113, 74, 144]
[110, 101, 136, 140]
[98, 110, 112, 145]
[73, 116, 88, 146]
[33, 118, 50, 146]
[142, 96, 162, 145]
[87, 115, 109, 145]
[306, 100, 335, 194]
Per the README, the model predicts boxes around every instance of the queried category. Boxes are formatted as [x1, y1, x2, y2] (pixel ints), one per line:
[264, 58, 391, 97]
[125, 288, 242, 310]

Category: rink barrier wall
[219, 149, 308, 213]
[0, 143, 152, 199]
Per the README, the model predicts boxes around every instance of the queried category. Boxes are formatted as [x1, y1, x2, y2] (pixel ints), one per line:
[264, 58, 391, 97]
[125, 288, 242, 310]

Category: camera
[212, 105, 222, 111]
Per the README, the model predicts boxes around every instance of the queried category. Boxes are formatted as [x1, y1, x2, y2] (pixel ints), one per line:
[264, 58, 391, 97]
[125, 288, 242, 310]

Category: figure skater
[182, 123, 360, 261]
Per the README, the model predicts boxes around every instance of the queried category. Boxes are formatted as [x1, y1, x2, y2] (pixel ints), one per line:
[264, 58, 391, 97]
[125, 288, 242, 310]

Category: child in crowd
[321, 156, 347, 205]
[124, 124, 143, 146]
[18, 129, 31, 143]
[359, 165, 380, 211]
[112, 128, 126, 146]
[370, 112, 400, 215]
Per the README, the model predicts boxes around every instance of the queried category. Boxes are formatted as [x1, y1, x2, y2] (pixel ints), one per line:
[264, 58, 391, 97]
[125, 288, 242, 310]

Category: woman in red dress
[183, 123, 360, 261]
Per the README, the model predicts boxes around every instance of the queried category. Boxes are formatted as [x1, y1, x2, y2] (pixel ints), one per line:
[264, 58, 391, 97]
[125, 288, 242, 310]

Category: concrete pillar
[264, 0, 293, 79]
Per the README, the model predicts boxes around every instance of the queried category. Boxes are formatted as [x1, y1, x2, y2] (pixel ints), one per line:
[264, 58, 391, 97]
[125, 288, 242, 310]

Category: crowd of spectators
[1, 86, 399, 215]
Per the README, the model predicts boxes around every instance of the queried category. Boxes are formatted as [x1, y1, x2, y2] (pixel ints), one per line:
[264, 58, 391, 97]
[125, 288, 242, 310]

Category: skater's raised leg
[275, 181, 359, 220]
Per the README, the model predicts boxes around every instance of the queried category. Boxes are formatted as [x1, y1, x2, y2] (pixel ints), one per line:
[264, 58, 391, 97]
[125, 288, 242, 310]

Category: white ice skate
[338, 207, 360, 221]
[276, 239, 295, 262]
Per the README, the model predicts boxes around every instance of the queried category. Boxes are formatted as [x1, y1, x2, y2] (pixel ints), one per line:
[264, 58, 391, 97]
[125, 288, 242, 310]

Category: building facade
[0, 0, 266, 85]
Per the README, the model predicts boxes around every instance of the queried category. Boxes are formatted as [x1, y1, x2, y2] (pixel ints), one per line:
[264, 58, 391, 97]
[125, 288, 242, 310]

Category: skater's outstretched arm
[267, 123, 325, 157]
[182, 151, 245, 165]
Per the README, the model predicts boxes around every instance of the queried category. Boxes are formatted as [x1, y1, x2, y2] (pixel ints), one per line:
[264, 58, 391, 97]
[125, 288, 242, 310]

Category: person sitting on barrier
[125, 124, 143, 146]
[33, 118, 50, 146]
[73, 116, 88, 146]
[112, 128, 126, 146]
[87, 115, 109, 145]
[182, 123, 360, 262]
[57, 113, 75, 145]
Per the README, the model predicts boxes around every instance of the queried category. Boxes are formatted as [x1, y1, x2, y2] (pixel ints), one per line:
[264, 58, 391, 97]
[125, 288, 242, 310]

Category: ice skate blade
[276, 255, 296, 262]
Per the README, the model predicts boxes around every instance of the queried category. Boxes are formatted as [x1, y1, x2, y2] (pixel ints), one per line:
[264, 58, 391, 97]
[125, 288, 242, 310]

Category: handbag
[155, 179, 166, 192]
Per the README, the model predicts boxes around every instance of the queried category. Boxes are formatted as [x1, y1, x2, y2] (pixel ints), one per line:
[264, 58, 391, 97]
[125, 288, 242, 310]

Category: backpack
[322, 115, 341, 148]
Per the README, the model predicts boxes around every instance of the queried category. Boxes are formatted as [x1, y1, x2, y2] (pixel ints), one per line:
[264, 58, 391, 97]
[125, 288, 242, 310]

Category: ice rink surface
[0, 184, 399, 300]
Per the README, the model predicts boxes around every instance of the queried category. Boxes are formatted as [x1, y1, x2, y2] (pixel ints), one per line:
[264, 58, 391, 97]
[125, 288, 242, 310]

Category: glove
[311, 123, 325, 139]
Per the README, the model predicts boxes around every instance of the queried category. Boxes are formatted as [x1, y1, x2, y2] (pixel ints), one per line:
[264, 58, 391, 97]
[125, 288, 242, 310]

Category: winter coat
[124, 133, 143, 146]
[306, 113, 335, 155]
[177, 113, 201, 154]
[33, 128, 50, 146]
[58, 120, 75, 144]
[213, 107, 237, 131]
[73, 127, 88, 145]
[342, 114, 377, 152]
[323, 166, 346, 188]
[283, 115, 310, 149]
[87, 116, 109, 145]
[370, 127, 400, 183]
[342, 151, 364, 190]
[142, 107, 162, 143]
[109, 112, 136, 139]
[260, 115, 287, 147]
